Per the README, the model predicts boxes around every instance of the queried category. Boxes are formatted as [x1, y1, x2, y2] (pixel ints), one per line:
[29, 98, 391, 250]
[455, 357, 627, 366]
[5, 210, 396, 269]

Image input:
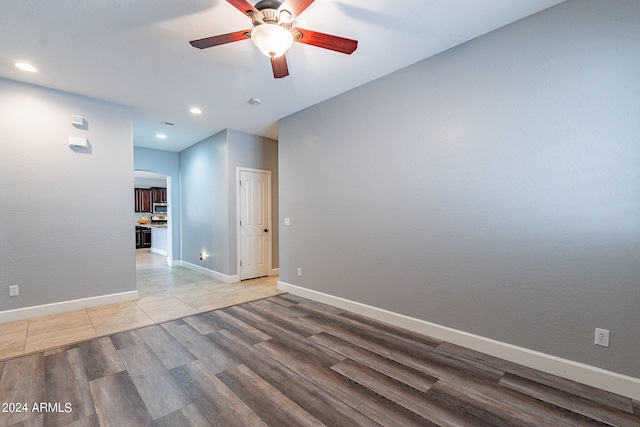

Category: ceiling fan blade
[226, 0, 259, 16]
[279, 0, 315, 18]
[189, 30, 251, 49]
[271, 55, 289, 78]
[292, 28, 358, 54]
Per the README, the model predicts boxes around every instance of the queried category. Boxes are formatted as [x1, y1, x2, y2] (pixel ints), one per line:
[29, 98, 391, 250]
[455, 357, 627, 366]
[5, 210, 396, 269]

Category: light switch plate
[284, 218, 291, 226]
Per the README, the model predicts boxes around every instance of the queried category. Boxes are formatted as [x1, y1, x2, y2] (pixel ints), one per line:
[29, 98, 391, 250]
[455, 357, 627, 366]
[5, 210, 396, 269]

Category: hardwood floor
[1, 293, 639, 426]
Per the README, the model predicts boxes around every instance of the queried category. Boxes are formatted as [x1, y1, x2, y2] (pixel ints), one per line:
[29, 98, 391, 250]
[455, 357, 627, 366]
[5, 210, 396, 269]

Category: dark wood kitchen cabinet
[135, 226, 151, 248]
[152, 187, 167, 203]
[134, 188, 152, 212]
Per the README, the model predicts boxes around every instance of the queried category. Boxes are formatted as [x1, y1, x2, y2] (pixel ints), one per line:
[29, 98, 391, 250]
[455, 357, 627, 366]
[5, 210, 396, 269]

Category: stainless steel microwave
[153, 203, 168, 214]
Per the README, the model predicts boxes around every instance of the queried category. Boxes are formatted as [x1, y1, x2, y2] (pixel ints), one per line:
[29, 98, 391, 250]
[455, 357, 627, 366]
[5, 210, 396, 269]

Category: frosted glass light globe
[251, 24, 294, 58]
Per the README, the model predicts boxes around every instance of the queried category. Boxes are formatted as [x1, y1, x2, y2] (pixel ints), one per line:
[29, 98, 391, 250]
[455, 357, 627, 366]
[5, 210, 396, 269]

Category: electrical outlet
[297, 267, 302, 277]
[595, 328, 610, 347]
[9, 285, 19, 297]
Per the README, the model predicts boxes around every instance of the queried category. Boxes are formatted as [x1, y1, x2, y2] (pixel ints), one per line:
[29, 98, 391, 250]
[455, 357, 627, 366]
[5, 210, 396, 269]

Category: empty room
[1, 0, 639, 425]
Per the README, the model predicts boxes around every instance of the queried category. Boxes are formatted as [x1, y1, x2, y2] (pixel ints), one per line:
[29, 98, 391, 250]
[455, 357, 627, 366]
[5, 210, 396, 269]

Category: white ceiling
[1, 0, 564, 152]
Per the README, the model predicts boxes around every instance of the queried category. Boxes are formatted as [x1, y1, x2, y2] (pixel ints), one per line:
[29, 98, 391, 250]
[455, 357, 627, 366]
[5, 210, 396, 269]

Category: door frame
[133, 170, 172, 265]
[236, 167, 272, 281]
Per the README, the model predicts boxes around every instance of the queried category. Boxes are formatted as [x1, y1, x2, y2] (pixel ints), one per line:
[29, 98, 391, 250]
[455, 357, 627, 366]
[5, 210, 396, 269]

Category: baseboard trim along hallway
[0, 291, 139, 324]
[277, 280, 640, 401]
[180, 261, 239, 284]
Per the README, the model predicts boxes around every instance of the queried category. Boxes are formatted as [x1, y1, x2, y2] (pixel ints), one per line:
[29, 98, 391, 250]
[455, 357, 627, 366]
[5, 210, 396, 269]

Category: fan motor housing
[250, 0, 292, 27]
[255, 0, 282, 10]
[261, 8, 279, 23]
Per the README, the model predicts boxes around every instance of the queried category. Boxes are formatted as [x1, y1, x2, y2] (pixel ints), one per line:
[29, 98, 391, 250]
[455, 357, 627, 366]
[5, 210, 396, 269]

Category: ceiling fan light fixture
[251, 23, 293, 58]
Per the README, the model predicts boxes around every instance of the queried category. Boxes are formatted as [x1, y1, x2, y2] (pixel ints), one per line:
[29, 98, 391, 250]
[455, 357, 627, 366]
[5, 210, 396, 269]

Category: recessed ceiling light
[14, 62, 37, 72]
[156, 134, 167, 139]
[189, 107, 202, 114]
[249, 98, 262, 105]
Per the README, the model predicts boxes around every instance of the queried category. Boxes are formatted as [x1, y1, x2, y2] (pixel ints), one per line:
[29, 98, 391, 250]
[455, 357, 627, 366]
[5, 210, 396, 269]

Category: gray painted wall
[0, 78, 135, 310]
[227, 129, 279, 273]
[179, 130, 229, 273]
[134, 147, 181, 261]
[179, 129, 279, 276]
[279, 0, 640, 378]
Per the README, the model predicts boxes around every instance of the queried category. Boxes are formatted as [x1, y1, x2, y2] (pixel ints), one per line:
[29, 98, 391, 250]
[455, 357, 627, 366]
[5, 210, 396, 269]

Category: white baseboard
[0, 290, 139, 324]
[277, 281, 640, 401]
[180, 261, 239, 283]
[150, 247, 168, 257]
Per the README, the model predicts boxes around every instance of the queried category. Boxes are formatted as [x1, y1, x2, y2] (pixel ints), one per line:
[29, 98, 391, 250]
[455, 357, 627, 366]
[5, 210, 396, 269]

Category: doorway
[237, 167, 272, 280]
[134, 170, 172, 265]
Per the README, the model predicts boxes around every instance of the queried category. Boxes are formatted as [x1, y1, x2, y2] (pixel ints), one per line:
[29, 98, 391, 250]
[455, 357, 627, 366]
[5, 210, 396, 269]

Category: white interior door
[239, 169, 270, 280]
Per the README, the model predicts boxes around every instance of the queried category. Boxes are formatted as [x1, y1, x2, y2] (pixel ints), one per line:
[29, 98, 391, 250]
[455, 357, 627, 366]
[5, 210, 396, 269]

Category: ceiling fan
[189, 0, 358, 78]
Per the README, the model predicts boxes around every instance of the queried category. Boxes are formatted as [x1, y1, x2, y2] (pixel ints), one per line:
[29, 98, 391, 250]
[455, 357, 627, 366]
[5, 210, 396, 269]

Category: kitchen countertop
[136, 223, 167, 229]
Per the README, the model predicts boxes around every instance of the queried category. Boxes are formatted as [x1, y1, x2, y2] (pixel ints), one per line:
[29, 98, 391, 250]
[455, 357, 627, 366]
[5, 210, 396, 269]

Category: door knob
[264, 228, 269, 232]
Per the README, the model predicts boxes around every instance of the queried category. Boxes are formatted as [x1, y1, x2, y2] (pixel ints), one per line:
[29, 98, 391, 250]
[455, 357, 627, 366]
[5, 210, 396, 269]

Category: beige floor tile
[223, 286, 274, 298]
[197, 282, 237, 292]
[224, 290, 283, 306]
[92, 316, 155, 336]
[179, 289, 282, 311]
[86, 301, 139, 318]
[237, 276, 279, 286]
[186, 300, 239, 312]
[156, 282, 203, 293]
[24, 324, 97, 354]
[169, 286, 214, 300]
[0, 319, 29, 335]
[189, 277, 227, 286]
[0, 330, 27, 359]
[205, 285, 252, 296]
[138, 286, 166, 296]
[136, 298, 199, 323]
[27, 309, 92, 337]
[136, 290, 174, 304]
[137, 281, 165, 295]
[175, 271, 208, 279]
[177, 294, 229, 311]
[89, 303, 154, 336]
[151, 277, 196, 288]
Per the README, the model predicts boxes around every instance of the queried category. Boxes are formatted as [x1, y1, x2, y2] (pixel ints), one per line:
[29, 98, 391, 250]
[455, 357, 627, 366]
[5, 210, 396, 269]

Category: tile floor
[0, 249, 282, 360]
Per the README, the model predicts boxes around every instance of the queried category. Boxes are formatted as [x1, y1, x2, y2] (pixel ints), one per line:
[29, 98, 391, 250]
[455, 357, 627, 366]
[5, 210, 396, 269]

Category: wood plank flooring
[1, 294, 639, 427]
